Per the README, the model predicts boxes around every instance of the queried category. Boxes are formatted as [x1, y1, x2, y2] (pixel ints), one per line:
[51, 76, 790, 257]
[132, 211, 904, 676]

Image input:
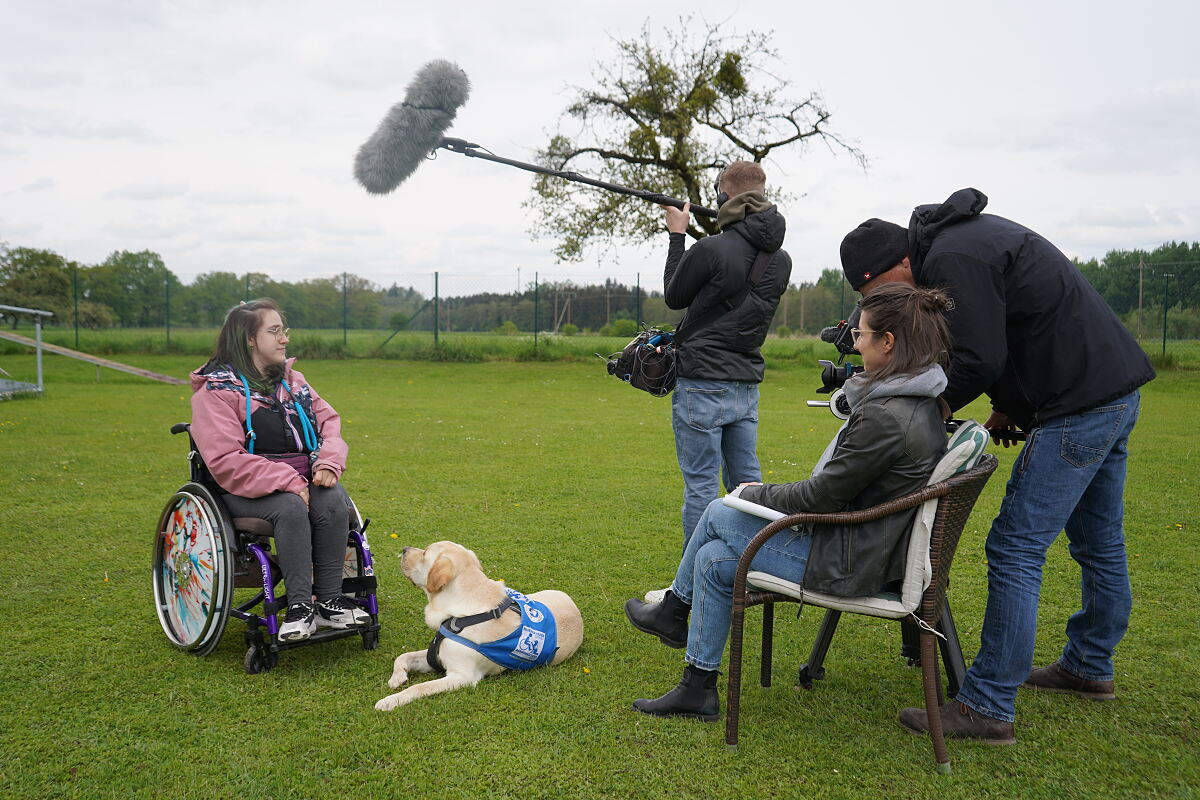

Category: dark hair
[203, 298, 286, 389]
[857, 284, 952, 386]
[719, 161, 767, 197]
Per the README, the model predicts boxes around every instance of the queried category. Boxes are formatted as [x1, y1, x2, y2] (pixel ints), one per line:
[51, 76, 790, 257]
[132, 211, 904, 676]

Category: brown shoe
[1023, 661, 1116, 701]
[899, 701, 1015, 745]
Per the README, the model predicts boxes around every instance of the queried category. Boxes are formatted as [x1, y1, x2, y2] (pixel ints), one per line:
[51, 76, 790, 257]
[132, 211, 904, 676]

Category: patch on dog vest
[433, 588, 559, 671]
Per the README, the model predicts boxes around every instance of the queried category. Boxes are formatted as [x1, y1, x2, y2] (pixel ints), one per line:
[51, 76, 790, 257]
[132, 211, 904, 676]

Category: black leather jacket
[739, 393, 946, 597]
[664, 193, 791, 383]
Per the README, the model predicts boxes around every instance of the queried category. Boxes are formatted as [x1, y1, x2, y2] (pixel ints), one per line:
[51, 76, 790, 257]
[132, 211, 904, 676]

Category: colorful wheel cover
[154, 492, 228, 650]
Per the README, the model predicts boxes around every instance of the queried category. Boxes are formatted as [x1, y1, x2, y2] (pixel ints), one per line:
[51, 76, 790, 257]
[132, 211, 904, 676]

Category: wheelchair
[152, 422, 381, 673]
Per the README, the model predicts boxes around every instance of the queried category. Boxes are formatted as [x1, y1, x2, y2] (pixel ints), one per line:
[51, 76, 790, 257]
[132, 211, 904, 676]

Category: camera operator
[644, 161, 791, 602]
[839, 189, 1155, 744]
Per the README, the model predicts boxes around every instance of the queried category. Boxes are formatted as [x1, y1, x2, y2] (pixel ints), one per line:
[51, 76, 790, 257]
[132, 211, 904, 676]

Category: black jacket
[739, 393, 946, 598]
[664, 194, 791, 383]
[909, 188, 1155, 428]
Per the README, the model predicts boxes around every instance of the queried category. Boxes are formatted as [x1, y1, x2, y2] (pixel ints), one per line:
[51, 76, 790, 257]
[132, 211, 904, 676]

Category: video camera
[806, 304, 863, 419]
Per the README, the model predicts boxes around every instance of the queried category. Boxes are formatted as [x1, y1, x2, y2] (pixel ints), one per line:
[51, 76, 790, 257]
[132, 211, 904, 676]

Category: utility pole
[1162, 273, 1174, 356]
[1137, 254, 1145, 341]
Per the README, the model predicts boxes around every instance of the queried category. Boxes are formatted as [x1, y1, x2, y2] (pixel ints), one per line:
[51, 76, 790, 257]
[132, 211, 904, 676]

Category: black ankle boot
[632, 665, 720, 722]
[624, 590, 690, 648]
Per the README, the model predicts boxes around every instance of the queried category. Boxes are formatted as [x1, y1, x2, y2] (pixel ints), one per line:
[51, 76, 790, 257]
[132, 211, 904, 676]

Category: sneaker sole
[623, 605, 686, 649]
[315, 617, 366, 630]
[1020, 681, 1115, 701]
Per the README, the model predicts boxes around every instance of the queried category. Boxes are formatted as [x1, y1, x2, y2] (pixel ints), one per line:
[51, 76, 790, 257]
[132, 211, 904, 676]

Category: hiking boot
[1023, 661, 1116, 701]
[278, 602, 316, 642]
[899, 701, 1015, 745]
[632, 665, 720, 722]
[624, 590, 690, 649]
[643, 587, 669, 604]
[316, 596, 370, 629]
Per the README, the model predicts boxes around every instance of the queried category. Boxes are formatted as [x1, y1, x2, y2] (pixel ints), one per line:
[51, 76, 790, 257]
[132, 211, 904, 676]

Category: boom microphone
[352, 60, 717, 218]
[354, 60, 471, 194]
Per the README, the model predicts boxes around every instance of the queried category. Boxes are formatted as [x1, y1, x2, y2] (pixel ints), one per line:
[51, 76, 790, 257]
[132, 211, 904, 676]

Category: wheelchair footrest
[270, 622, 381, 652]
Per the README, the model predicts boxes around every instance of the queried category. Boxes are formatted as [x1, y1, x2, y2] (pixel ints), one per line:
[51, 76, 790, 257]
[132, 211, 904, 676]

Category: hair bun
[916, 287, 952, 312]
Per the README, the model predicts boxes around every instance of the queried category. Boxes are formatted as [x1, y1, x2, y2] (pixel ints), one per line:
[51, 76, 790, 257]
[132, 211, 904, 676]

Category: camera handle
[806, 389, 851, 420]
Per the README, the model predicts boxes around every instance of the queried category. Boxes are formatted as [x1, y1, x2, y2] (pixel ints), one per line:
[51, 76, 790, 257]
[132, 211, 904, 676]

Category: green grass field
[0, 353, 1196, 799]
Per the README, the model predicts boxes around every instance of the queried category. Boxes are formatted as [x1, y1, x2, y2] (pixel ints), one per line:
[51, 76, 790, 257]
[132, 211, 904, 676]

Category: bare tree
[527, 19, 865, 260]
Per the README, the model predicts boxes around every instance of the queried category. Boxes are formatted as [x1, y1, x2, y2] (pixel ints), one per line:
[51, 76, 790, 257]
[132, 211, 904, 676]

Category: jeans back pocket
[1060, 403, 1129, 468]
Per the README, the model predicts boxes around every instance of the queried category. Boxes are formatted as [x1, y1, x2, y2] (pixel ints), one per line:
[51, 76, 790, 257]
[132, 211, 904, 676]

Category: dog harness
[426, 588, 559, 673]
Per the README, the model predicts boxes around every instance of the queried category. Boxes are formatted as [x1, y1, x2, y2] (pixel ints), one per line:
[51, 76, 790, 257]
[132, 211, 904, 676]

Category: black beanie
[840, 218, 908, 290]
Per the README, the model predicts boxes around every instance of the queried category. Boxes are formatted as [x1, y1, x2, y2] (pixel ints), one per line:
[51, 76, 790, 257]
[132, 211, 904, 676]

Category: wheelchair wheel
[153, 482, 235, 656]
[243, 643, 277, 674]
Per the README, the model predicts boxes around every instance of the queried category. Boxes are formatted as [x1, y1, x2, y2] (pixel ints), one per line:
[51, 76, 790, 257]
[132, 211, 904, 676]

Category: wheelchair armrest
[171, 422, 191, 435]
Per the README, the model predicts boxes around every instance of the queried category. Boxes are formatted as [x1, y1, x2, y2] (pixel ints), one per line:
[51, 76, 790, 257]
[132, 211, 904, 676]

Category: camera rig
[807, 303, 1026, 441]
[806, 304, 863, 420]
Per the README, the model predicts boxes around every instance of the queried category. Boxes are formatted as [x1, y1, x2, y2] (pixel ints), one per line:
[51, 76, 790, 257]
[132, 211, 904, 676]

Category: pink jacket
[189, 358, 348, 498]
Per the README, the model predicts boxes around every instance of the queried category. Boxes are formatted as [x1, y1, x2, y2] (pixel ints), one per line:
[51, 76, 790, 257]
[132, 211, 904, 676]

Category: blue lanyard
[238, 372, 257, 454]
[281, 381, 319, 452]
[237, 372, 318, 454]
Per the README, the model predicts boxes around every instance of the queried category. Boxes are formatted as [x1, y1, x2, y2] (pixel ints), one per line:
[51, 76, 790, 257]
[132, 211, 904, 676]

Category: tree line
[2, 241, 1197, 337]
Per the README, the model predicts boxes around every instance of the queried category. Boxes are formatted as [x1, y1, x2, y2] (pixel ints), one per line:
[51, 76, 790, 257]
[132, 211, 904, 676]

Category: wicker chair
[723, 425, 997, 774]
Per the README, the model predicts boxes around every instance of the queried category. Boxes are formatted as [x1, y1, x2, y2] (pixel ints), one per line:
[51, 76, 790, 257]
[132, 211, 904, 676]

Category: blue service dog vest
[428, 588, 559, 672]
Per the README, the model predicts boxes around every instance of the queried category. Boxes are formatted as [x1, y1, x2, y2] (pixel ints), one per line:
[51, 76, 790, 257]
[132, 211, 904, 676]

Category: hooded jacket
[664, 191, 792, 383]
[738, 366, 948, 597]
[189, 358, 348, 498]
[908, 188, 1155, 428]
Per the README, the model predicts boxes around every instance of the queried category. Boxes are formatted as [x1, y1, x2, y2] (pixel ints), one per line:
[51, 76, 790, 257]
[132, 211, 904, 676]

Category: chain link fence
[4, 263, 1199, 368]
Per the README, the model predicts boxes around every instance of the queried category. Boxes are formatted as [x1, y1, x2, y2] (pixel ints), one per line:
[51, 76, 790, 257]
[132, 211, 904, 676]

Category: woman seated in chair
[625, 283, 953, 721]
[189, 299, 368, 642]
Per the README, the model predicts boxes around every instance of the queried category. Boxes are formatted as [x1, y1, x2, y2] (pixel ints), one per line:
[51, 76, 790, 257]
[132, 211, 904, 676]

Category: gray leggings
[223, 484, 350, 604]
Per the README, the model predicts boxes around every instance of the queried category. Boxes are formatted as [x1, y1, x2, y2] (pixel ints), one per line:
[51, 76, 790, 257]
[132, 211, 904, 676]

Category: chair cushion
[747, 571, 909, 619]
[897, 420, 991, 610]
[232, 517, 274, 537]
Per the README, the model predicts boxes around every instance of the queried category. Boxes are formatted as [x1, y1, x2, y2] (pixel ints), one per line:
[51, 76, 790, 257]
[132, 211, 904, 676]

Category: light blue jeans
[672, 377, 762, 551]
[957, 391, 1141, 722]
[670, 498, 813, 670]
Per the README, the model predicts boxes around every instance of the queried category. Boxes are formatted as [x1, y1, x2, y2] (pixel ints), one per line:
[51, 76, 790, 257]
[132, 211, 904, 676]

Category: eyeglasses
[263, 326, 290, 340]
[849, 327, 881, 342]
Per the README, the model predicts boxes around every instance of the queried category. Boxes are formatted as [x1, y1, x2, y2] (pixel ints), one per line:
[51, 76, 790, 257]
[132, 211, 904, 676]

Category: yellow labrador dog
[375, 541, 583, 711]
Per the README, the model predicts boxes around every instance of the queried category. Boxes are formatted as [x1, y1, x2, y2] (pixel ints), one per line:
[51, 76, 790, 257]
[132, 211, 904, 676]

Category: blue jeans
[957, 391, 1140, 723]
[672, 377, 762, 550]
[670, 499, 813, 670]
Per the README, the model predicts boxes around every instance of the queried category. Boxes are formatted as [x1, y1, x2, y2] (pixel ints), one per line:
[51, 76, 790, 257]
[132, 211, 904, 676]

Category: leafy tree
[0, 247, 73, 323]
[88, 250, 177, 327]
[528, 19, 864, 259]
[183, 271, 245, 326]
[389, 312, 410, 331]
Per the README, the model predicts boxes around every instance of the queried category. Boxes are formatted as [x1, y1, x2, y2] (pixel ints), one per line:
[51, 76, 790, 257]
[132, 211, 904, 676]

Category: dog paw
[375, 696, 400, 712]
[387, 670, 409, 689]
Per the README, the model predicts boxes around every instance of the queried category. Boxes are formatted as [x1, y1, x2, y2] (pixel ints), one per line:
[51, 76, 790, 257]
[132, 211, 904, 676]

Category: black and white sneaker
[316, 596, 370, 629]
[279, 602, 316, 642]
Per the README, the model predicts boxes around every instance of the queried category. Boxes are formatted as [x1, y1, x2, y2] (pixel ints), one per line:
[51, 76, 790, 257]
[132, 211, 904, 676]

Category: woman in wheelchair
[189, 299, 369, 643]
[624, 283, 954, 721]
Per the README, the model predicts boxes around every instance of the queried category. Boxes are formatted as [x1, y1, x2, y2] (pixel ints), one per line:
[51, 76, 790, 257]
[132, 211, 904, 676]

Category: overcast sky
[3, 1, 1198, 298]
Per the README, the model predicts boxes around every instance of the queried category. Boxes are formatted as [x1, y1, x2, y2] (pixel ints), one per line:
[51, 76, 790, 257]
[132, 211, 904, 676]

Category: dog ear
[425, 554, 456, 594]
